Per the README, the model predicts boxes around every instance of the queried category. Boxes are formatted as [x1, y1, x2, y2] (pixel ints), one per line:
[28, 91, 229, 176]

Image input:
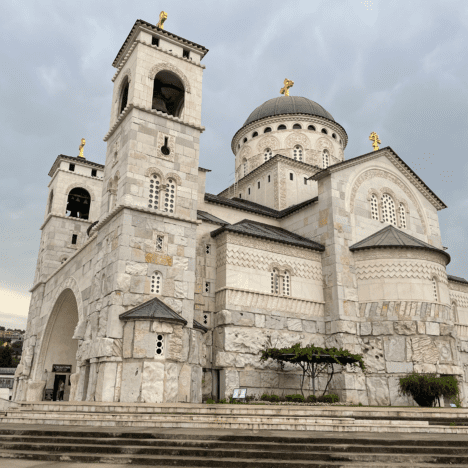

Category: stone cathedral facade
[13, 19, 468, 406]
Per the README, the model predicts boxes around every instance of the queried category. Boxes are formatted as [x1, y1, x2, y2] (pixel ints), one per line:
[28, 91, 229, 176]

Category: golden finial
[78, 138, 86, 158]
[369, 132, 381, 151]
[157, 11, 168, 29]
[280, 78, 294, 96]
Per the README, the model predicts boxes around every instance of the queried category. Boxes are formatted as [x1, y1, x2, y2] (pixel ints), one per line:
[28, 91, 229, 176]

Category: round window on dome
[293, 124, 302, 129]
[332, 133, 337, 139]
[243, 137, 247, 143]
[252, 131, 258, 138]
[278, 124, 286, 130]
[264, 127, 272, 133]
[321, 128, 328, 135]
[308, 125, 316, 131]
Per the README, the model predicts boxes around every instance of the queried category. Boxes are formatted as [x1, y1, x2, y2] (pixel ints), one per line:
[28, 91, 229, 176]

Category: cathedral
[13, 18, 468, 406]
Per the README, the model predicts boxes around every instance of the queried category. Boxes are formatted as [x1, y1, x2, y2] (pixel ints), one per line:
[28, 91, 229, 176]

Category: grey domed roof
[243, 96, 335, 126]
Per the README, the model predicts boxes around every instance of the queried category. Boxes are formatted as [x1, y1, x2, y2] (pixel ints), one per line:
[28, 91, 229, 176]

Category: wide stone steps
[0, 430, 466, 466]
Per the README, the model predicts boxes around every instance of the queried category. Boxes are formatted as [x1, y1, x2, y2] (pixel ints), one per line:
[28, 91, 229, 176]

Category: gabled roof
[48, 155, 104, 177]
[448, 275, 468, 284]
[309, 147, 447, 210]
[349, 225, 450, 264]
[205, 193, 318, 219]
[210, 219, 325, 252]
[197, 210, 229, 226]
[119, 296, 187, 324]
[193, 319, 208, 333]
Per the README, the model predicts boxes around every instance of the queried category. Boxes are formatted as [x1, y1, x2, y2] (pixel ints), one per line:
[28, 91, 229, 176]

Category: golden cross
[280, 78, 294, 96]
[157, 11, 168, 29]
[78, 138, 86, 158]
[369, 132, 381, 151]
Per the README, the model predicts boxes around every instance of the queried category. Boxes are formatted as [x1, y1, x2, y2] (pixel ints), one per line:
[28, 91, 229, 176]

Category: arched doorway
[39, 289, 79, 401]
[152, 70, 185, 117]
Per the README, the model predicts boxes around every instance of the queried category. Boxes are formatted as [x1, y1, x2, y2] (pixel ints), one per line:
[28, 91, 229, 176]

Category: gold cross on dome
[369, 132, 381, 151]
[157, 11, 168, 29]
[280, 79, 294, 96]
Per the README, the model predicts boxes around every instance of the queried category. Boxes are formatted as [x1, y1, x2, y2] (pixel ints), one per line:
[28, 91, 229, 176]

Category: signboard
[232, 388, 247, 399]
[44, 389, 53, 401]
[52, 365, 71, 373]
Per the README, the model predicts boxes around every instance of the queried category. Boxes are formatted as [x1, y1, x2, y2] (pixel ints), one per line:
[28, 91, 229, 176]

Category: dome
[243, 96, 335, 127]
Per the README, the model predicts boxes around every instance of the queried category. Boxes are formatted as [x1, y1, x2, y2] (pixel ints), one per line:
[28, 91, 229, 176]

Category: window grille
[399, 204, 407, 228]
[322, 150, 329, 168]
[151, 272, 162, 294]
[148, 175, 161, 210]
[155, 334, 164, 356]
[164, 179, 176, 214]
[156, 236, 163, 251]
[293, 145, 303, 161]
[432, 277, 438, 301]
[271, 269, 279, 294]
[243, 160, 247, 176]
[371, 194, 379, 220]
[264, 148, 273, 161]
[283, 271, 290, 296]
[381, 194, 396, 226]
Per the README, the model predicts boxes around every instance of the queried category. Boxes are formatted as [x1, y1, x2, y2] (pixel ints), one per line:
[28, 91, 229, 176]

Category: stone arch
[256, 135, 280, 153]
[348, 167, 428, 234]
[285, 132, 310, 149]
[65, 183, 96, 202]
[145, 166, 165, 180]
[164, 172, 182, 186]
[148, 62, 191, 94]
[116, 68, 132, 101]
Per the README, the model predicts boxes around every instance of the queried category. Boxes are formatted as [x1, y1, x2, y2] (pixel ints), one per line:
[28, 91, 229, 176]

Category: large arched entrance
[38, 289, 79, 401]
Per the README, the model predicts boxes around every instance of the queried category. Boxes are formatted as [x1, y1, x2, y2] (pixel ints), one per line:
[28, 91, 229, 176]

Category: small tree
[0, 345, 13, 368]
[260, 343, 366, 397]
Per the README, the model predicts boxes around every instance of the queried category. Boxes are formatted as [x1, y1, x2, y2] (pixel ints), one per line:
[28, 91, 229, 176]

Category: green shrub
[206, 398, 215, 404]
[399, 373, 459, 407]
[307, 394, 317, 403]
[260, 393, 280, 402]
[285, 394, 305, 402]
[218, 398, 227, 404]
[318, 394, 339, 404]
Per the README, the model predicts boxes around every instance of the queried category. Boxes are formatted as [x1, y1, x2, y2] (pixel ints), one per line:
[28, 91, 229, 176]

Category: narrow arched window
[151, 272, 162, 294]
[283, 271, 290, 296]
[322, 150, 329, 169]
[278, 124, 287, 130]
[47, 190, 54, 214]
[308, 125, 316, 131]
[252, 131, 258, 138]
[399, 203, 407, 228]
[66, 188, 91, 220]
[264, 127, 272, 133]
[152, 70, 184, 117]
[164, 178, 176, 214]
[243, 137, 247, 143]
[293, 145, 303, 161]
[381, 194, 396, 226]
[271, 269, 279, 294]
[293, 123, 302, 129]
[264, 148, 272, 161]
[432, 277, 438, 301]
[321, 128, 328, 134]
[452, 301, 458, 322]
[148, 175, 161, 210]
[119, 78, 129, 115]
[370, 194, 379, 220]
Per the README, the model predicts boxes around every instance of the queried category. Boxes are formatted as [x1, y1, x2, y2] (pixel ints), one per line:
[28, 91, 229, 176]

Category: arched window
[264, 148, 273, 161]
[264, 127, 272, 133]
[308, 125, 316, 131]
[152, 70, 185, 117]
[283, 271, 291, 296]
[332, 133, 337, 139]
[293, 123, 302, 129]
[432, 277, 438, 301]
[252, 131, 258, 138]
[278, 124, 287, 130]
[322, 150, 329, 169]
[151, 271, 162, 294]
[66, 188, 91, 220]
[399, 203, 407, 228]
[119, 78, 129, 115]
[293, 145, 303, 161]
[47, 190, 54, 214]
[243, 137, 247, 143]
[381, 194, 396, 226]
[271, 269, 279, 294]
[148, 174, 161, 210]
[321, 128, 328, 134]
[370, 194, 379, 220]
[452, 301, 458, 322]
[164, 178, 176, 214]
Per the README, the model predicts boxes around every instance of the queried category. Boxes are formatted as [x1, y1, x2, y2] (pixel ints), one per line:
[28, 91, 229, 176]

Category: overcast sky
[1, 0, 468, 325]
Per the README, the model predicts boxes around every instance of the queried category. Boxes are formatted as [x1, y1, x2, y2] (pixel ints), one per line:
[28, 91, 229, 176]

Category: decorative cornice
[231, 114, 348, 155]
[48, 167, 104, 189]
[103, 103, 205, 142]
[40, 213, 93, 232]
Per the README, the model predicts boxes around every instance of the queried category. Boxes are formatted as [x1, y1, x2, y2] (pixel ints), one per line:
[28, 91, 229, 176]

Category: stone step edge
[2, 417, 467, 433]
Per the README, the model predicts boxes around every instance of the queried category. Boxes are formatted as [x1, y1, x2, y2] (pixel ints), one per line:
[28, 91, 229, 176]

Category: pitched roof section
[205, 193, 318, 219]
[48, 155, 105, 177]
[448, 275, 468, 284]
[113, 19, 209, 67]
[349, 225, 450, 264]
[211, 219, 325, 252]
[119, 296, 187, 324]
[193, 319, 208, 333]
[197, 210, 229, 226]
[309, 147, 447, 211]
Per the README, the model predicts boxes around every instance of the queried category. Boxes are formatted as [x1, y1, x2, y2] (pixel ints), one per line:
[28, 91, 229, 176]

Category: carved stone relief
[285, 132, 310, 149]
[256, 135, 280, 153]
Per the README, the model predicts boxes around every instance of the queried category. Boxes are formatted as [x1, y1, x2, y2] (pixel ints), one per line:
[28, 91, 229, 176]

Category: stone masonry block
[372, 321, 394, 335]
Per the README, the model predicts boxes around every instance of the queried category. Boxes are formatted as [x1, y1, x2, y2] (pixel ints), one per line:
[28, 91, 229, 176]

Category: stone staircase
[0, 426, 467, 466]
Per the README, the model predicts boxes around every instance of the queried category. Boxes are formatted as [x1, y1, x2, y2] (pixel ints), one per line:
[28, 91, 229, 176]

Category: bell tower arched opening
[66, 187, 91, 220]
[152, 70, 185, 117]
[119, 77, 129, 115]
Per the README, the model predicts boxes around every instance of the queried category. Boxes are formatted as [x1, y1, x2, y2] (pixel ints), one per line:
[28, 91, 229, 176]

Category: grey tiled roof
[349, 225, 451, 263]
[119, 297, 187, 324]
[48, 155, 104, 177]
[204, 193, 318, 219]
[197, 210, 229, 226]
[243, 96, 335, 126]
[193, 319, 208, 333]
[448, 275, 468, 284]
[210, 219, 325, 252]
